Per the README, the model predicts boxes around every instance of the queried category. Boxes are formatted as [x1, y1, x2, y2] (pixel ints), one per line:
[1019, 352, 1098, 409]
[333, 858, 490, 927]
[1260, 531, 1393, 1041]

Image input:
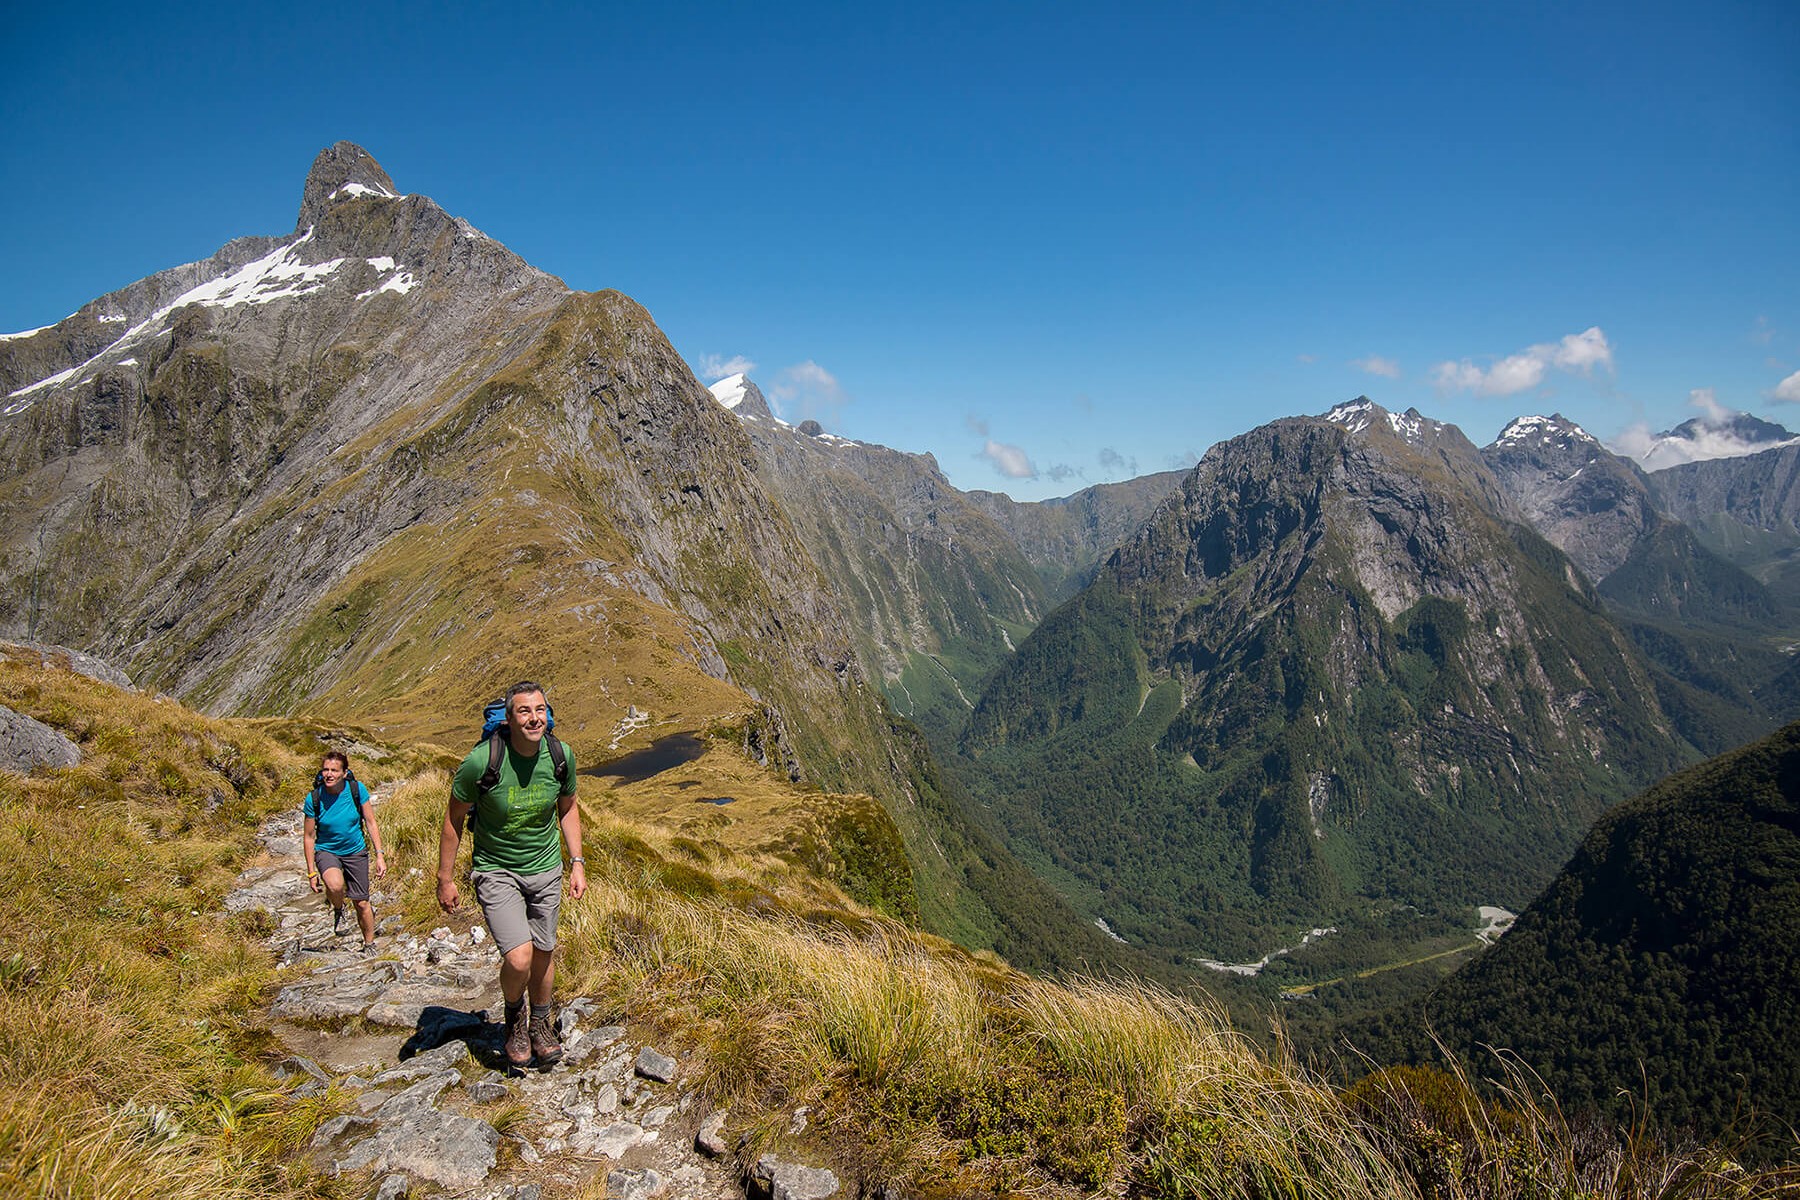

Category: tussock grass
[376, 774, 1800, 1198]
[11, 650, 1795, 1199]
[0, 653, 359, 1199]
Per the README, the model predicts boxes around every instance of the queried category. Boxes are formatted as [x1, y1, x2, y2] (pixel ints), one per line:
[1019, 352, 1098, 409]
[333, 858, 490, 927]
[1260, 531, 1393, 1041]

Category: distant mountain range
[6, 143, 1800, 1022]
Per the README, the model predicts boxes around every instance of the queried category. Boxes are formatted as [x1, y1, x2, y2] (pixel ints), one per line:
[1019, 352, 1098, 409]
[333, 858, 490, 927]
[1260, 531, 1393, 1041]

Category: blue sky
[4, 1, 1796, 500]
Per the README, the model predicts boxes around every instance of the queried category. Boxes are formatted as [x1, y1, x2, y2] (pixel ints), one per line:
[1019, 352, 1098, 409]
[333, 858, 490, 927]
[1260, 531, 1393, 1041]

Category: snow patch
[330, 181, 398, 200]
[1386, 409, 1423, 442]
[1324, 400, 1375, 434]
[1493, 414, 1596, 449]
[0, 324, 53, 341]
[709, 373, 750, 410]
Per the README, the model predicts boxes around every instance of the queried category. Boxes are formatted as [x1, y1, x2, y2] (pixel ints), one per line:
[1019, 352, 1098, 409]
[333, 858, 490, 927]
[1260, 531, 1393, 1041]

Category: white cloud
[1609, 423, 1656, 461]
[983, 440, 1037, 479]
[1297, 353, 1318, 364]
[767, 360, 847, 424]
[1350, 355, 1401, 379]
[1774, 369, 1800, 404]
[1097, 447, 1138, 476]
[697, 353, 755, 381]
[1432, 326, 1614, 397]
[1688, 387, 1732, 424]
[1610, 390, 1800, 470]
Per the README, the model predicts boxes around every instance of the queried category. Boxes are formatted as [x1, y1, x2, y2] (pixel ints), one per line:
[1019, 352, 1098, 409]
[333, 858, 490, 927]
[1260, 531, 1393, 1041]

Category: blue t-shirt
[305, 781, 367, 856]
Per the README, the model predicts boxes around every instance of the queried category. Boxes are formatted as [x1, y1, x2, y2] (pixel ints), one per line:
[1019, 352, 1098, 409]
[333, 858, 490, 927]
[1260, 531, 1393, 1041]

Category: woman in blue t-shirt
[302, 750, 387, 953]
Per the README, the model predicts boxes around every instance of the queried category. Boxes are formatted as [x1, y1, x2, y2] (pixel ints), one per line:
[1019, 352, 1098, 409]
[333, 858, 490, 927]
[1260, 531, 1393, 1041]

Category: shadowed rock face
[1651, 442, 1800, 558]
[1481, 413, 1658, 584]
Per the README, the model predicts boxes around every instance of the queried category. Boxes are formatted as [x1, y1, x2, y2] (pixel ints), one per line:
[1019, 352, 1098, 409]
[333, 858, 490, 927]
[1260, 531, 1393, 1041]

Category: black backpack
[310, 769, 368, 813]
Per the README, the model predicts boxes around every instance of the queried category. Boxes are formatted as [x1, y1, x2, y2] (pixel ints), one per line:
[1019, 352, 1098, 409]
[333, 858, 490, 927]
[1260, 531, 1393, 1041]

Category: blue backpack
[475, 697, 570, 795]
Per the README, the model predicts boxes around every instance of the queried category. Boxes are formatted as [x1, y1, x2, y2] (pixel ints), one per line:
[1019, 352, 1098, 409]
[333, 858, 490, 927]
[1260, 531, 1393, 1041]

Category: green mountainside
[955, 404, 1709, 980]
[1352, 719, 1800, 1147]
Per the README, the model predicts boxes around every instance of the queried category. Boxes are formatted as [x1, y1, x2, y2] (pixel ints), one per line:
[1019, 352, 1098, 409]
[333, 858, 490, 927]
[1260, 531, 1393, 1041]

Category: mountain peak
[296, 142, 400, 231]
[1321, 398, 1445, 446]
[708, 372, 776, 421]
[1491, 413, 1599, 453]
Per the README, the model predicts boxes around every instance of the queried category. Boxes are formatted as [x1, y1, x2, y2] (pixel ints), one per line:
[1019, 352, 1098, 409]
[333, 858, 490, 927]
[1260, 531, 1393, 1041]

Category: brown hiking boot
[503, 998, 531, 1068]
[529, 1005, 563, 1065]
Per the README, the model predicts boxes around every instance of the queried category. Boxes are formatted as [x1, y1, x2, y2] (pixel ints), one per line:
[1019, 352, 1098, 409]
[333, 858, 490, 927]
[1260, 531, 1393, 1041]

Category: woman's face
[320, 759, 347, 788]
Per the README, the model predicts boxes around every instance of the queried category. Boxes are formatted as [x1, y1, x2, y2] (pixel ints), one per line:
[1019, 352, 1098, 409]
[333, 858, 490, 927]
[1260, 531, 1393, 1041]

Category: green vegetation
[7, 651, 1798, 1196]
[1348, 720, 1800, 1155]
[951, 422, 1708, 1006]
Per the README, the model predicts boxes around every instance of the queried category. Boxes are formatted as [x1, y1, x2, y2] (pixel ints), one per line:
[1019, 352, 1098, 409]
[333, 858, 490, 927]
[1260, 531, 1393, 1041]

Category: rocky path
[227, 802, 841, 1200]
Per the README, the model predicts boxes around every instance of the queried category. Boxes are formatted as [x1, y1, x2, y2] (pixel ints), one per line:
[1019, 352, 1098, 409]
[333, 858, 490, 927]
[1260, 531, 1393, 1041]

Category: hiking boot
[529, 1006, 563, 1066]
[332, 906, 347, 936]
[503, 998, 532, 1068]
[361, 940, 377, 956]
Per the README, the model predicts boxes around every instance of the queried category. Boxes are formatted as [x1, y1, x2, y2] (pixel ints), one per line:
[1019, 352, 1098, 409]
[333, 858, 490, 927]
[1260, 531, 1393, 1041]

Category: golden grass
[0, 653, 359, 1199]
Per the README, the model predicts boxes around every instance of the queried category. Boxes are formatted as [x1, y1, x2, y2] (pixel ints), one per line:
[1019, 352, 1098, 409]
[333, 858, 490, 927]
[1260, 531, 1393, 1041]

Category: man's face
[508, 691, 549, 744]
[321, 759, 347, 787]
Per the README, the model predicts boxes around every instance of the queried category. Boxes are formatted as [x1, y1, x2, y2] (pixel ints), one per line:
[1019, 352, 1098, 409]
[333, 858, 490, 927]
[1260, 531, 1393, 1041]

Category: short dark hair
[506, 681, 546, 715]
[322, 750, 349, 769]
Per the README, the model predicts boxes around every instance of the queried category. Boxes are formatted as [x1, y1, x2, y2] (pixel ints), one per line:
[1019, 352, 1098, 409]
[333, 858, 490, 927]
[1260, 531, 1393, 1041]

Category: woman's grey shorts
[472, 866, 564, 954]
[315, 849, 370, 901]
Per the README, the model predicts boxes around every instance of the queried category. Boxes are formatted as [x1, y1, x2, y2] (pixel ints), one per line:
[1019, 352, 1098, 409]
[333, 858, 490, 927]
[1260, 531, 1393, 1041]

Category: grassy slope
[5, 652, 1793, 1197]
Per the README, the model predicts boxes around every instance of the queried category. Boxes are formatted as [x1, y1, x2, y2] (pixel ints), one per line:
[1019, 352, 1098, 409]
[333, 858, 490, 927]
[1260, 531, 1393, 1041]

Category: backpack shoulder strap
[476, 729, 508, 795]
[545, 735, 568, 788]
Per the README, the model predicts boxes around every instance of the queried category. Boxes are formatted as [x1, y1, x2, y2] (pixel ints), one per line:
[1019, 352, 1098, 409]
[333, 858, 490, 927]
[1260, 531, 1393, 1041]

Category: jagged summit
[296, 141, 400, 231]
[1490, 413, 1600, 454]
[1321, 397, 1446, 446]
[708, 372, 776, 421]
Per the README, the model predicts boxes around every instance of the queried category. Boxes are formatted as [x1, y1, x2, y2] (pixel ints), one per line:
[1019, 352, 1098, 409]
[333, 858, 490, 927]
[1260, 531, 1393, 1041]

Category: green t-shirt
[451, 737, 578, 874]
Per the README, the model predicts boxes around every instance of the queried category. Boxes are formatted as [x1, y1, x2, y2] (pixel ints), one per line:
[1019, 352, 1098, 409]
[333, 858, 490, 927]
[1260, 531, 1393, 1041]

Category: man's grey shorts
[472, 866, 563, 954]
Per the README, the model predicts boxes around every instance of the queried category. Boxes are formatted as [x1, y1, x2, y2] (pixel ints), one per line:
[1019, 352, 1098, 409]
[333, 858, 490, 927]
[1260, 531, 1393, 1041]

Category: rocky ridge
[231, 802, 842, 1200]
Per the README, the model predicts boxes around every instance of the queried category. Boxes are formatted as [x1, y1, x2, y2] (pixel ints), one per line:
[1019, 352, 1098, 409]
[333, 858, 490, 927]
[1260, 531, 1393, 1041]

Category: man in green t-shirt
[437, 680, 586, 1068]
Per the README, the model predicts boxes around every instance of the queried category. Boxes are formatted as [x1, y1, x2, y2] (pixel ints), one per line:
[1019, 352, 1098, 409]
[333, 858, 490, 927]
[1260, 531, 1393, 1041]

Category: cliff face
[0, 143, 902, 868]
[959, 403, 1697, 960]
[1480, 413, 1658, 584]
[713, 377, 1047, 746]
[966, 471, 1185, 601]
[1650, 443, 1800, 589]
[2, 144, 1141, 949]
